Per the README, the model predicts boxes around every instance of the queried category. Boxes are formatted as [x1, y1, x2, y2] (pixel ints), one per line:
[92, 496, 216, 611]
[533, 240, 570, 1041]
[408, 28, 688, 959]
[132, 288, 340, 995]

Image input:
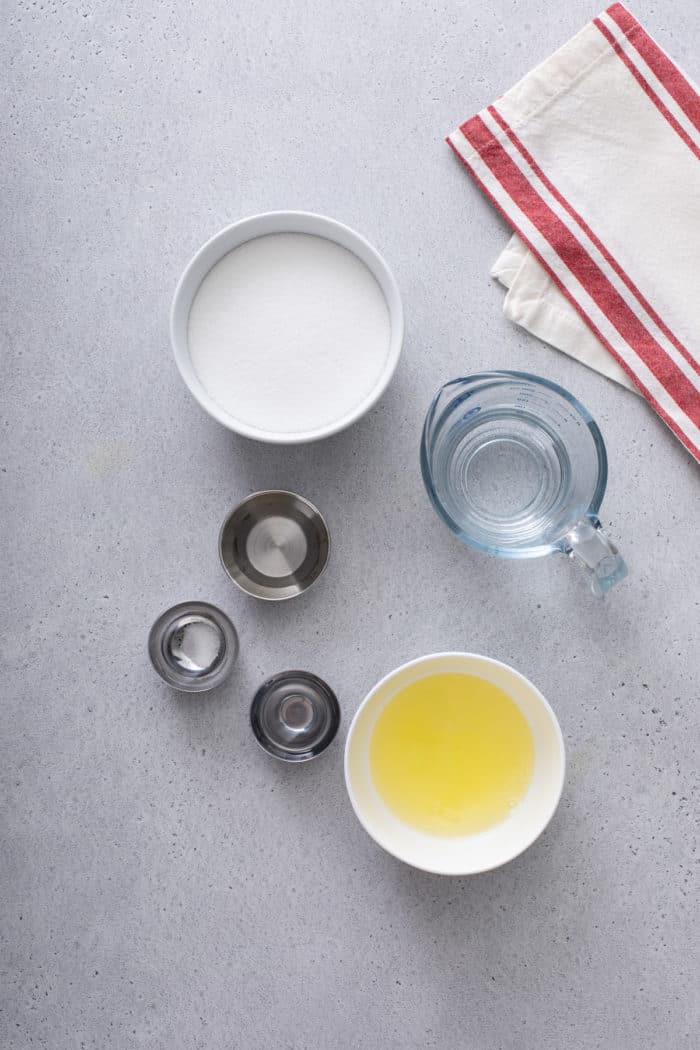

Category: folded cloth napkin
[447, 2, 700, 462]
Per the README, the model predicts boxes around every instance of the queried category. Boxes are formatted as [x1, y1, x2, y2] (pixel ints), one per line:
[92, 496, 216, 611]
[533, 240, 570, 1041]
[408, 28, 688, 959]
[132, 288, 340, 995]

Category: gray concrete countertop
[3, 2, 699, 1047]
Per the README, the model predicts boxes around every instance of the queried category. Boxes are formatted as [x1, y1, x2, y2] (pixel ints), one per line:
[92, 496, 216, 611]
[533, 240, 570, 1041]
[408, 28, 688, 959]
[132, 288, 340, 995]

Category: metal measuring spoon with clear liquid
[148, 601, 239, 692]
[250, 671, 340, 761]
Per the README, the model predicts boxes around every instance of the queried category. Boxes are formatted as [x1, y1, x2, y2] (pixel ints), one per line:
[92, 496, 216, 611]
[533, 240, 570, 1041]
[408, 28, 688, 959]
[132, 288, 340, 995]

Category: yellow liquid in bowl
[370, 673, 535, 836]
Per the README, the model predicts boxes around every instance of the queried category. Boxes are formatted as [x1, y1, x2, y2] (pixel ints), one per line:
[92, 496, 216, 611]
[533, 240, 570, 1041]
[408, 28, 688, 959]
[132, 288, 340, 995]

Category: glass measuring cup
[420, 372, 627, 596]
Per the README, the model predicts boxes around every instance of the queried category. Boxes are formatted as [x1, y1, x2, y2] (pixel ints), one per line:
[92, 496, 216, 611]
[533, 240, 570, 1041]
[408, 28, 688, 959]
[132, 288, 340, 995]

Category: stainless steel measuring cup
[420, 372, 628, 596]
[148, 601, 239, 691]
[219, 491, 330, 600]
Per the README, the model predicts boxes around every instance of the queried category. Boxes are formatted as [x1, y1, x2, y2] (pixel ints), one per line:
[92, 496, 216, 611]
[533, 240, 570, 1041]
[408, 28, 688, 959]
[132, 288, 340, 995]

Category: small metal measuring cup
[250, 670, 340, 762]
[148, 601, 239, 692]
[219, 491, 330, 600]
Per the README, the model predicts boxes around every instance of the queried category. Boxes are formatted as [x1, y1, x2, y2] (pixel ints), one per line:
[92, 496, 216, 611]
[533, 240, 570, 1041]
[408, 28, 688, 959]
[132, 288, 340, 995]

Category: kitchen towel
[447, 2, 700, 461]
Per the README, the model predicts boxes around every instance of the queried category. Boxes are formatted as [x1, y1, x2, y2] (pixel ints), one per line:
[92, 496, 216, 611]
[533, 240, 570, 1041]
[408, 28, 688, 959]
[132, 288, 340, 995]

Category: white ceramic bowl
[170, 211, 404, 444]
[345, 653, 565, 875]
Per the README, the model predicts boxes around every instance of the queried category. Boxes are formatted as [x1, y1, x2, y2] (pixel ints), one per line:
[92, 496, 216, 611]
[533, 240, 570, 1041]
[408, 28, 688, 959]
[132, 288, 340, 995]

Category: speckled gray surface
[2, 2, 699, 1047]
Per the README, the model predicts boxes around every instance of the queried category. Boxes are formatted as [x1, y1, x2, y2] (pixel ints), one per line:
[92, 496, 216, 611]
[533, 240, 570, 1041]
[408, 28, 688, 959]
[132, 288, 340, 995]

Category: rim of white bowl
[344, 652, 566, 876]
[170, 210, 404, 444]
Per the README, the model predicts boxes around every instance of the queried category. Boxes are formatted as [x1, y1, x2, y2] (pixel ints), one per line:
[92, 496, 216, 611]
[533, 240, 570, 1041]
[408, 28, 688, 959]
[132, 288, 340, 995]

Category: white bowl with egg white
[170, 212, 404, 443]
[345, 653, 566, 876]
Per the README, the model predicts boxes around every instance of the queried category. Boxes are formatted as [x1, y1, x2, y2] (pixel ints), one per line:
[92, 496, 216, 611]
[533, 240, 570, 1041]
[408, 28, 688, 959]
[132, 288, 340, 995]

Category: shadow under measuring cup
[420, 371, 627, 596]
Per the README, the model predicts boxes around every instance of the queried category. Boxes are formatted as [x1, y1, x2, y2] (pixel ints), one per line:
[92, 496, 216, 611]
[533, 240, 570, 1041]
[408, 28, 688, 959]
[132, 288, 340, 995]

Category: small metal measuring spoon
[148, 601, 239, 692]
[219, 490, 330, 600]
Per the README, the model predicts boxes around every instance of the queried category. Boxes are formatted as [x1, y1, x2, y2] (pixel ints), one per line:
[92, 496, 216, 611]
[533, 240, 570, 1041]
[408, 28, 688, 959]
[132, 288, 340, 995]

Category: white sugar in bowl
[170, 211, 404, 444]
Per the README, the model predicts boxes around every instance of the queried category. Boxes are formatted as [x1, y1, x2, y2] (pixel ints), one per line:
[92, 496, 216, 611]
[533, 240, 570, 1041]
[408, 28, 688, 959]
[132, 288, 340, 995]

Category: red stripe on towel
[449, 119, 700, 457]
[486, 103, 700, 379]
[447, 133, 699, 460]
[606, 3, 700, 133]
[594, 16, 700, 160]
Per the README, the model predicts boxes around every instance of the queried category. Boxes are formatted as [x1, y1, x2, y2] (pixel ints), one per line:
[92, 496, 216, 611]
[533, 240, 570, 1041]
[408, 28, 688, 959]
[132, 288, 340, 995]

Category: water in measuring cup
[427, 401, 579, 555]
[421, 374, 625, 592]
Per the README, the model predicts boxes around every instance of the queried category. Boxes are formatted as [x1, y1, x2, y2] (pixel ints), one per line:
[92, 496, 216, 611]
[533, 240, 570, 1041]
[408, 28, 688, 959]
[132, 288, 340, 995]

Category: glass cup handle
[563, 517, 628, 597]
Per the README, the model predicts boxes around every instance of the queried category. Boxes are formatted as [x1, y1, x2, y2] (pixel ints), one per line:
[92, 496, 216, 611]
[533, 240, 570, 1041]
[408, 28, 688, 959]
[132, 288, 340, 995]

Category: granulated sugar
[187, 233, 392, 435]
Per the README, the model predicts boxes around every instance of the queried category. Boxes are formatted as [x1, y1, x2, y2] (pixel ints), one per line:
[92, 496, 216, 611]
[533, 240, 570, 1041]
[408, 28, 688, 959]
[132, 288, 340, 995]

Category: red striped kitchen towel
[447, 2, 700, 462]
